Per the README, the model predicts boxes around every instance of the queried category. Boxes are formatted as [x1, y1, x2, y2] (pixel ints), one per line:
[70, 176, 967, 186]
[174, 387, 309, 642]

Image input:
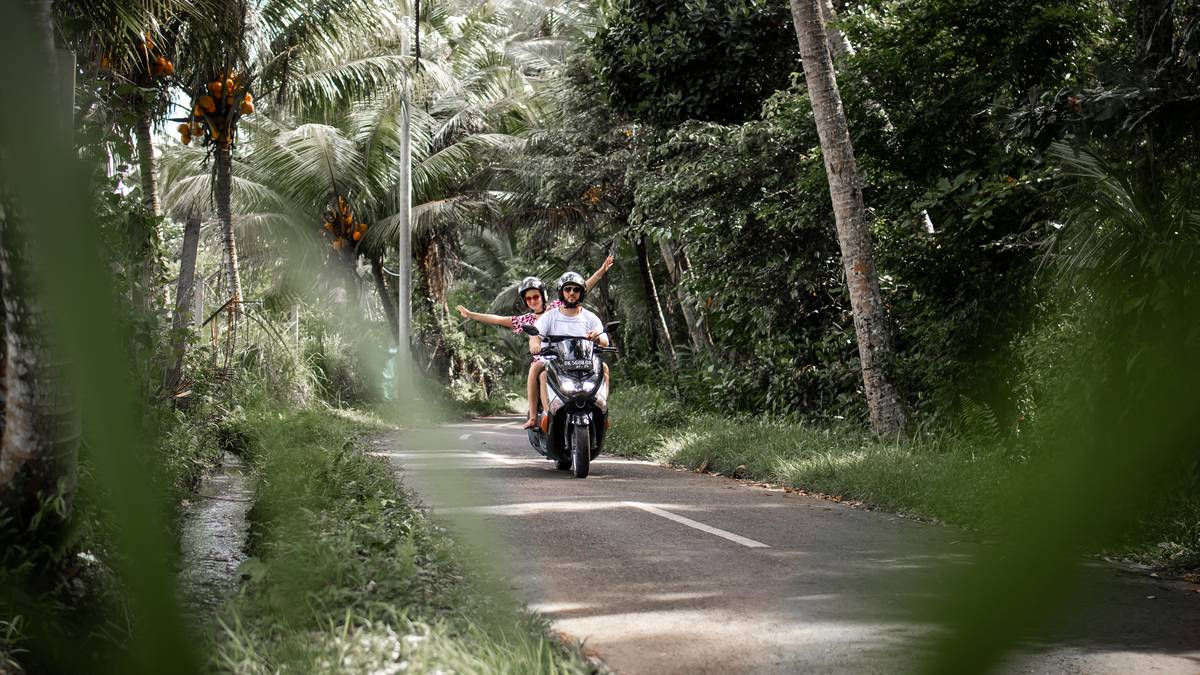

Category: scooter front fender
[527, 428, 547, 456]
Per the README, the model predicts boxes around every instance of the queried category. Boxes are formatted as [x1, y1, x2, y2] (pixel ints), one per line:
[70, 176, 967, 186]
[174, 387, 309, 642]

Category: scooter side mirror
[521, 324, 540, 336]
[604, 321, 620, 334]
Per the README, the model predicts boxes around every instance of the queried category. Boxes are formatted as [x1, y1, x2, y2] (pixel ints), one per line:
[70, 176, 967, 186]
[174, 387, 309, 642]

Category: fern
[958, 395, 1000, 441]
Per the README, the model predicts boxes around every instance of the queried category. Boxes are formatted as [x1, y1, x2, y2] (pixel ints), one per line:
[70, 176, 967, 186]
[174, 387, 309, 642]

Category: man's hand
[586, 329, 602, 343]
[456, 305, 472, 319]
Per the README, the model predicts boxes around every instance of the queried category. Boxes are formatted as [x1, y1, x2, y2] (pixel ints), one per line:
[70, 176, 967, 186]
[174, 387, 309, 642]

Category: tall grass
[212, 406, 591, 673]
[605, 384, 1198, 562]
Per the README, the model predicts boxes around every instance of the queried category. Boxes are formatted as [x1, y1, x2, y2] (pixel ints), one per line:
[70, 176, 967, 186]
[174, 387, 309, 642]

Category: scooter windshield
[553, 338, 594, 371]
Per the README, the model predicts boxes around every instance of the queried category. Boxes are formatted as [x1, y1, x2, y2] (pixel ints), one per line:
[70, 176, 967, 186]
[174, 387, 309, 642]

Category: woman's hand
[456, 305, 472, 319]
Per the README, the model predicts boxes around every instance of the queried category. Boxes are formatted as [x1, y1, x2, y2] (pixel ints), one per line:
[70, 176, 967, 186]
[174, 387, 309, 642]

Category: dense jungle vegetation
[0, 0, 1197, 672]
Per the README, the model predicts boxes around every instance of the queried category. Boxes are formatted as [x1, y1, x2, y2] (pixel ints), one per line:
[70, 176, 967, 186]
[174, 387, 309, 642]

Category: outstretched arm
[584, 254, 615, 292]
[456, 305, 513, 328]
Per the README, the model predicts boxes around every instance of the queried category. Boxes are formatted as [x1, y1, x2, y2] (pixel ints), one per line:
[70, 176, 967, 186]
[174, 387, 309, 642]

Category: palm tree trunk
[789, 0, 907, 435]
[0, 205, 78, 529]
[417, 229, 449, 315]
[674, 249, 713, 350]
[817, 0, 854, 60]
[132, 111, 163, 317]
[136, 114, 161, 217]
[214, 142, 243, 348]
[635, 234, 676, 368]
[413, 232, 453, 380]
[370, 254, 399, 343]
[28, 0, 55, 74]
[163, 213, 201, 395]
[0, 0, 78, 526]
[658, 238, 716, 359]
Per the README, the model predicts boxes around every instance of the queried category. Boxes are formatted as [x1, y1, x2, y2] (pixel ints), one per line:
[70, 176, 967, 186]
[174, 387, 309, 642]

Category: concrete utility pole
[397, 100, 412, 372]
[395, 1, 416, 375]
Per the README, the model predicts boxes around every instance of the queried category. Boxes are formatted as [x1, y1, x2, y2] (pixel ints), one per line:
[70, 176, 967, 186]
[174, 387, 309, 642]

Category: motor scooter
[521, 323, 618, 478]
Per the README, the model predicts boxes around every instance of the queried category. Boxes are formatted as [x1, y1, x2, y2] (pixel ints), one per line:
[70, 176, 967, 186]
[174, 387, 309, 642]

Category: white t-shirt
[534, 307, 603, 339]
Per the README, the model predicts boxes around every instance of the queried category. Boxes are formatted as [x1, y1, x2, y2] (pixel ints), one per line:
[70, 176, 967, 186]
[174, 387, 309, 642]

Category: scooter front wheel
[571, 424, 591, 478]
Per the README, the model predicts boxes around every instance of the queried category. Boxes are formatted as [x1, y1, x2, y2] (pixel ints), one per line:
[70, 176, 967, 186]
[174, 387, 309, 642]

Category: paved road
[375, 416, 1200, 674]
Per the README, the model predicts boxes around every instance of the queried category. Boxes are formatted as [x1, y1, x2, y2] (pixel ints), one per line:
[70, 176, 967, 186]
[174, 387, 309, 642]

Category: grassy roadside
[0, 399, 236, 673]
[605, 385, 1199, 570]
[212, 405, 592, 674]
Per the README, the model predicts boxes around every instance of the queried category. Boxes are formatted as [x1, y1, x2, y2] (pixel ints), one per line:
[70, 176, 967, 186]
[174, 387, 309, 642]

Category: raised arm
[456, 305, 513, 329]
[583, 254, 615, 292]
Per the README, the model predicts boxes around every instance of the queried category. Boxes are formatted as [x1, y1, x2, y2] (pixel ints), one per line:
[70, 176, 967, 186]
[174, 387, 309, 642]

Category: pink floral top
[510, 300, 563, 334]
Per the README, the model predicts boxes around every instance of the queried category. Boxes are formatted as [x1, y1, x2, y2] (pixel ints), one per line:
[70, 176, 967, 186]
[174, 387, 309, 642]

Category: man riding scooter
[530, 272, 611, 432]
[524, 271, 615, 477]
[455, 255, 613, 429]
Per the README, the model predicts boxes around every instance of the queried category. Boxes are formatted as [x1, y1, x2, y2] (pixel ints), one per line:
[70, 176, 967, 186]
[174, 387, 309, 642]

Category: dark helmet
[556, 271, 587, 307]
[517, 276, 548, 308]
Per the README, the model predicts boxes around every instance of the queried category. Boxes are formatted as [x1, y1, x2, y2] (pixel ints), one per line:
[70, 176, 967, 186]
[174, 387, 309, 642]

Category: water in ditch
[177, 451, 254, 619]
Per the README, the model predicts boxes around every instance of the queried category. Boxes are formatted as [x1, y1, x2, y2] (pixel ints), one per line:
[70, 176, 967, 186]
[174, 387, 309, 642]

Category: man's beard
[562, 299, 579, 308]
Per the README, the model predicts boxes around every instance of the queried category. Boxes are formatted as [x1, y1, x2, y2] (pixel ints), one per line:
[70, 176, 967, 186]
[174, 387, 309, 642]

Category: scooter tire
[571, 425, 590, 478]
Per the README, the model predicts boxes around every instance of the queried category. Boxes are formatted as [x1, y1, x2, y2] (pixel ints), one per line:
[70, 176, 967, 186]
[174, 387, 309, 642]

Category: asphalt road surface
[374, 415, 1200, 674]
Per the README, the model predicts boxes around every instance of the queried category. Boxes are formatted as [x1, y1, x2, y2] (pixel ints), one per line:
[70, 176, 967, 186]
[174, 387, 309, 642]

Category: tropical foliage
[2, 0, 1199, 670]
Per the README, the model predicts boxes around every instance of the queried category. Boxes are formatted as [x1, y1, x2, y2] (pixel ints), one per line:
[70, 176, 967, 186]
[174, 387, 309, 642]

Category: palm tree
[56, 1, 207, 318]
[658, 237, 716, 359]
[788, 0, 907, 435]
[167, 0, 407, 347]
[158, 121, 309, 374]
[0, 0, 108, 539]
[244, 1, 558, 330]
[158, 0, 568, 387]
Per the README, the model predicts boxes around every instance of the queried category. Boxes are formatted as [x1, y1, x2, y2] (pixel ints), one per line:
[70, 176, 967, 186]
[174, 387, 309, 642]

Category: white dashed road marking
[475, 450, 521, 465]
[623, 501, 770, 548]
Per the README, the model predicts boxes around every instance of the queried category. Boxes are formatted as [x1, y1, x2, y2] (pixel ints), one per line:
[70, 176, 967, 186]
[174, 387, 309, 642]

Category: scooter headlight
[558, 374, 600, 397]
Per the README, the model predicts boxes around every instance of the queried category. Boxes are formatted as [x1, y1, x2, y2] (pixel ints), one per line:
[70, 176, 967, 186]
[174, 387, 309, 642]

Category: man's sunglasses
[561, 286, 583, 294]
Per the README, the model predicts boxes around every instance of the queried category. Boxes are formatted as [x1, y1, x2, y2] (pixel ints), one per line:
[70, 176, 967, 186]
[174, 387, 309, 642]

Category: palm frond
[1044, 140, 1200, 285]
[284, 54, 413, 113]
[252, 121, 370, 208]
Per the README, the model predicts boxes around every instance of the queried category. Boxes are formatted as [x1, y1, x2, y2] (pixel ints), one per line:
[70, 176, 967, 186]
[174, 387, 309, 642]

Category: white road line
[374, 450, 524, 467]
[475, 450, 522, 465]
[372, 452, 482, 459]
[458, 434, 471, 440]
[622, 501, 770, 549]
[440, 500, 626, 516]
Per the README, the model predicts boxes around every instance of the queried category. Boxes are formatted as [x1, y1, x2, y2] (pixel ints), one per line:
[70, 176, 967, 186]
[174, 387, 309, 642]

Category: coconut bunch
[98, 32, 174, 79]
[322, 195, 369, 251]
[179, 69, 254, 147]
